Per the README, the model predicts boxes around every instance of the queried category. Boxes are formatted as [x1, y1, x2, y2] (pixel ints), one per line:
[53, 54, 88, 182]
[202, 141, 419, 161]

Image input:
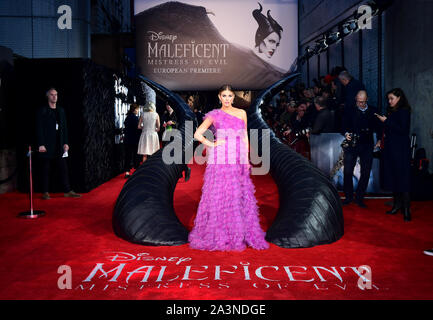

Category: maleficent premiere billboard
[134, 0, 298, 90]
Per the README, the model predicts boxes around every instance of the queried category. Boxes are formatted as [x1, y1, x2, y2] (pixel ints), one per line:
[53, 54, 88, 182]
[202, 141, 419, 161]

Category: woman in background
[375, 88, 412, 221]
[137, 101, 160, 163]
[161, 101, 177, 146]
[123, 104, 141, 178]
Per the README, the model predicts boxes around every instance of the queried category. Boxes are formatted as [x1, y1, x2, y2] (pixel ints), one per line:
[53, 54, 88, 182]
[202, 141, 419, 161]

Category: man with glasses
[341, 90, 382, 208]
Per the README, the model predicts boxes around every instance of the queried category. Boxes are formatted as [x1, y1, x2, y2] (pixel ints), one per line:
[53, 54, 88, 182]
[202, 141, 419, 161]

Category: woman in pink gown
[188, 85, 269, 251]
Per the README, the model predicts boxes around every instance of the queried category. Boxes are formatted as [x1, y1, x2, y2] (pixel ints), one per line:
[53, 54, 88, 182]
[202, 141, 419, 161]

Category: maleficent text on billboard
[134, 0, 298, 90]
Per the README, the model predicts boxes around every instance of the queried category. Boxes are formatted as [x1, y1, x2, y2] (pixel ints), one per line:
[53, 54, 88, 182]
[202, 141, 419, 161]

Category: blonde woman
[137, 101, 160, 163]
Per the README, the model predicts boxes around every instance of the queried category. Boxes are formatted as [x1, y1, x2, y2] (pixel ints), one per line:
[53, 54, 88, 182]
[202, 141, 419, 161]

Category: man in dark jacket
[311, 96, 335, 134]
[338, 71, 366, 117]
[36, 88, 81, 199]
[341, 90, 382, 207]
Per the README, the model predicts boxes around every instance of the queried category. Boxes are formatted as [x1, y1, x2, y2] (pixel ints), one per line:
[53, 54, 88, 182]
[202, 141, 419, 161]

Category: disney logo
[104, 251, 191, 265]
[147, 31, 178, 43]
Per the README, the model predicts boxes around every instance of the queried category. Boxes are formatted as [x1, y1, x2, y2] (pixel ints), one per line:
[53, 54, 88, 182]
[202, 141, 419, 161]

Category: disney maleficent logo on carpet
[60, 251, 382, 293]
[134, 0, 298, 90]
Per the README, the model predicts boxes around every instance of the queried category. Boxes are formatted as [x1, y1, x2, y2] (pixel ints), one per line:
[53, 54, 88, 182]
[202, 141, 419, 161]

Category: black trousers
[343, 143, 373, 201]
[124, 143, 140, 171]
[40, 157, 71, 193]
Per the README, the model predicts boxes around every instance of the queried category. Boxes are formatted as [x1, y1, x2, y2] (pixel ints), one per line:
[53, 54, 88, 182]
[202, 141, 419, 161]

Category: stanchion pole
[18, 146, 45, 219]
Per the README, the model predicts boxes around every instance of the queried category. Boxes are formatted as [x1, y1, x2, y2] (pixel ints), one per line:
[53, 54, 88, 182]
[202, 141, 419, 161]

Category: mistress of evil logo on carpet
[57, 251, 380, 293]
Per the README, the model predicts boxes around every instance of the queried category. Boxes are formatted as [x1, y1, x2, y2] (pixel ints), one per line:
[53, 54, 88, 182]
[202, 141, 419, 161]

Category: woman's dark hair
[127, 103, 139, 115]
[386, 88, 412, 113]
[218, 84, 235, 94]
[252, 3, 283, 47]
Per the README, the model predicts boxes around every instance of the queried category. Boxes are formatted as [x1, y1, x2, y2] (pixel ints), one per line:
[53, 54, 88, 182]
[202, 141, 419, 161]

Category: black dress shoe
[184, 167, 191, 182]
[342, 198, 353, 205]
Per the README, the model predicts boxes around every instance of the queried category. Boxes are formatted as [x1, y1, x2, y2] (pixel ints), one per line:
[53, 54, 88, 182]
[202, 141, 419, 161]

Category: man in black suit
[341, 90, 382, 208]
[311, 96, 335, 134]
[36, 88, 81, 199]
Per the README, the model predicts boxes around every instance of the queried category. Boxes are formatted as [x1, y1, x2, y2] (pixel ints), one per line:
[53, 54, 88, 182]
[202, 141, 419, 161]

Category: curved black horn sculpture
[249, 73, 344, 248]
[113, 73, 343, 248]
[112, 75, 196, 245]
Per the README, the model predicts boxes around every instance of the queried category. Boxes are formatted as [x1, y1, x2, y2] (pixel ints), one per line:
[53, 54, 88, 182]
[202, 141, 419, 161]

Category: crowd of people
[260, 66, 416, 221]
[260, 67, 350, 159]
[122, 95, 202, 180]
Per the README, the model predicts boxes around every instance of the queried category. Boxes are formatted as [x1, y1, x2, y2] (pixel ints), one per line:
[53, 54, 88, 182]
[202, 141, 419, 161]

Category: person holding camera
[341, 90, 382, 208]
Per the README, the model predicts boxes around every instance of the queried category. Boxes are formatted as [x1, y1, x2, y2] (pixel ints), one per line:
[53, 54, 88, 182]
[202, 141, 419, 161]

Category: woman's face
[166, 104, 173, 112]
[388, 93, 401, 108]
[218, 90, 235, 107]
[259, 32, 280, 58]
[187, 96, 194, 108]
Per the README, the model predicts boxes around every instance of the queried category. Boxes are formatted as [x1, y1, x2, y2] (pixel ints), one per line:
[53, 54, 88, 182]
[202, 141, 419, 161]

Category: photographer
[341, 90, 382, 208]
[283, 102, 311, 159]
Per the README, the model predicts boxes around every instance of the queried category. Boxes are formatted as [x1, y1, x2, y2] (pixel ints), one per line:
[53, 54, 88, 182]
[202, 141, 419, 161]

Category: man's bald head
[357, 90, 368, 100]
[356, 90, 368, 109]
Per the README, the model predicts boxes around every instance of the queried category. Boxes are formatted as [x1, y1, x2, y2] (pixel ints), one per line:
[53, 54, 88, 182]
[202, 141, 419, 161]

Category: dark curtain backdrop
[14, 58, 128, 193]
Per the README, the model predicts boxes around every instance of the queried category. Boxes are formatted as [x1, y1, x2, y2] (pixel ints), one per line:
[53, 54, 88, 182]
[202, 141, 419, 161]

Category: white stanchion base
[18, 210, 46, 219]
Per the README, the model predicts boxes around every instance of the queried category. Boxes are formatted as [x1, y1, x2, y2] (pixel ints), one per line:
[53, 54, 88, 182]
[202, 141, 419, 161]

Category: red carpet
[0, 163, 432, 300]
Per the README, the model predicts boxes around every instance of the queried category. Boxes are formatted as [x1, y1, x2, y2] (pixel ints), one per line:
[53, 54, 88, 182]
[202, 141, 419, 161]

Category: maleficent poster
[134, 0, 298, 90]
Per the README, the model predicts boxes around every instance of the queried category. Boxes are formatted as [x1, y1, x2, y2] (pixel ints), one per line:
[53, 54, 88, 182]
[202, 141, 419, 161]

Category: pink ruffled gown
[188, 109, 269, 251]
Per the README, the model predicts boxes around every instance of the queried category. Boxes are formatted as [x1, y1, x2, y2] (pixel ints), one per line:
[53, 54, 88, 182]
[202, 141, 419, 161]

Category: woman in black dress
[123, 104, 141, 178]
[375, 88, 412, 221]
